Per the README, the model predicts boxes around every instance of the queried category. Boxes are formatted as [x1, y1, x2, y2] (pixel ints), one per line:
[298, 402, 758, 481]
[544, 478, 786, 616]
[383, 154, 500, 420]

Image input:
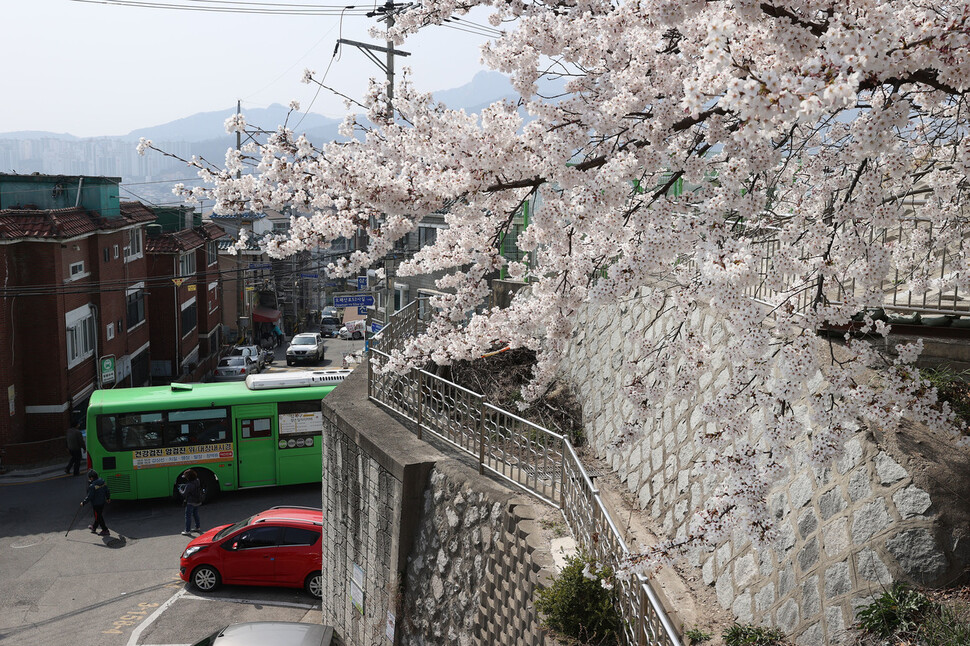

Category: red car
[180, 506, 323, 598]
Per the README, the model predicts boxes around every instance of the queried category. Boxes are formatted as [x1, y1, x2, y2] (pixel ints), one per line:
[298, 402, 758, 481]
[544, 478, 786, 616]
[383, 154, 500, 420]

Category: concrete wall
[562, 296, 970, 645]
[321, 368, 557, 645]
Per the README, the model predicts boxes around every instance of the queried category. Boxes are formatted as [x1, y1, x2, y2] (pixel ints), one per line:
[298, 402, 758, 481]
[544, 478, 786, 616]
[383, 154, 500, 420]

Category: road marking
[126, 589, 185, 646]
[182, 591, 319, 610]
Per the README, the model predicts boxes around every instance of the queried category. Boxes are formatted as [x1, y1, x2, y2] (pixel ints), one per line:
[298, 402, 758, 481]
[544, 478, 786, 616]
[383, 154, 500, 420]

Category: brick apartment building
[144, 206, 226, 384]
[0, 173, 156, 463]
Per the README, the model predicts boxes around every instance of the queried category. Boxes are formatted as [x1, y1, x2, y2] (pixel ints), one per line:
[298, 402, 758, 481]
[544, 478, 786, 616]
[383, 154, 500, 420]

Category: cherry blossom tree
[141, 0, 970, 574]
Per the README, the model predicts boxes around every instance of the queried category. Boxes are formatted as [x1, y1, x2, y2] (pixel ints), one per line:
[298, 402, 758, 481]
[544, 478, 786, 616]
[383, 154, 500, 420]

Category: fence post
[367, 349, 373, 400]
[416, 370, 423, 441]
[559, 439, 567, 509]
[477, 397, 486, 475]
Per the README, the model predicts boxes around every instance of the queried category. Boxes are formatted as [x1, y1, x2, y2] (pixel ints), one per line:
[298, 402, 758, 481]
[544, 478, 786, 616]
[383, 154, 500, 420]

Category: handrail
[368, 343, 682, 646]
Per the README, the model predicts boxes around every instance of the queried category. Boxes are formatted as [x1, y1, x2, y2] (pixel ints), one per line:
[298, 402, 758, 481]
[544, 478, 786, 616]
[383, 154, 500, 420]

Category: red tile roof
[0, 202, 158, 240]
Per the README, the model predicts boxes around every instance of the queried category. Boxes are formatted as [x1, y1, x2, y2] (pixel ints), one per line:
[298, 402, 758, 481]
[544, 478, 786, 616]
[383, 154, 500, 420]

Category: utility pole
[338, 1, 410, 323]
[234, 99, 248, 345]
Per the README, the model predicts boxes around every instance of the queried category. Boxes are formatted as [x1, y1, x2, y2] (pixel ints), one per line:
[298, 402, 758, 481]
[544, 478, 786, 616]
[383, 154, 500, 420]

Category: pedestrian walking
[80, 469, 111, 536]
[64, 422, 85, 476]
[180, 469, 202, 536]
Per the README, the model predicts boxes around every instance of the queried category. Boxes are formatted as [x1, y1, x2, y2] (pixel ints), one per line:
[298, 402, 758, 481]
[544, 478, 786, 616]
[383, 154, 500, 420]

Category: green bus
[85, 370, 350, 501]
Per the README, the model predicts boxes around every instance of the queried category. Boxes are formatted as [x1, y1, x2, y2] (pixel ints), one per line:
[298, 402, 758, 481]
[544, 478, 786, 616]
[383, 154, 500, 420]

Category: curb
[0, 465, 73, 483]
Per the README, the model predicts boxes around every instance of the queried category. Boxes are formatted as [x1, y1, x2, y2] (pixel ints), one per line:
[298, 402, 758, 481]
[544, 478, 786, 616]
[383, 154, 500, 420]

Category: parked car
[180, 506, 323, 598]
[212, 356, 257, 382]
[286, 333, 325, 365]
[320, 316, 341, 337]
[191, 621, 333, 646]
[229, 345, 266, 372]
[338, 319, 366, 340]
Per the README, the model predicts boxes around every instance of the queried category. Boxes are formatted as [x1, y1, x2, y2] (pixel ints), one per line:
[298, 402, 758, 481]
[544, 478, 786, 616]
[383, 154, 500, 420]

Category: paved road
[0, 472, 324, 646]
[0, 327, 364, 645]
[264, 329, 367, 372]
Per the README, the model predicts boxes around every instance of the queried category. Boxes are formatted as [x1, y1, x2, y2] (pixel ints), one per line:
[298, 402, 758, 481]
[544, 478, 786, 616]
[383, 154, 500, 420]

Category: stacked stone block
[563, 295, 970, 645]
[400, 464, 555, 646]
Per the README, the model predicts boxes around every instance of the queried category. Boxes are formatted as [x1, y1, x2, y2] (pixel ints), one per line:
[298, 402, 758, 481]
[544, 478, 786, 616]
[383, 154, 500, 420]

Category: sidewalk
[0, 458, 76, 483]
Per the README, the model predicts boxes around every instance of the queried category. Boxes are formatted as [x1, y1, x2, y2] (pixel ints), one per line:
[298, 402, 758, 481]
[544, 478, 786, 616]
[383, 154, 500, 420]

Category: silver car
[191, 622, 333, 646]
[212, 356, 257, 382]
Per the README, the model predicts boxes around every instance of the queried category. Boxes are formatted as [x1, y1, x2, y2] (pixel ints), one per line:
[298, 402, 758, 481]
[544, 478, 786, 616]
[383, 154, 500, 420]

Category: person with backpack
[181, 469, 203, 536]
[80, 469, 111, 536]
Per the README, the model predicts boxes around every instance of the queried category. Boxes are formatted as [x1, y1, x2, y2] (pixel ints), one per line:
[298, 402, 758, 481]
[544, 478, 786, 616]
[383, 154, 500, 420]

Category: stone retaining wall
[321, 367, 557, 645]
[562, 296, 970, 645]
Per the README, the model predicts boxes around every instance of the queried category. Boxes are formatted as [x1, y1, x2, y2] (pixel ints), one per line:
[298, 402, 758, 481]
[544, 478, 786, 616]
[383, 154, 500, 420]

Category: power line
[71, 0, 374, 15]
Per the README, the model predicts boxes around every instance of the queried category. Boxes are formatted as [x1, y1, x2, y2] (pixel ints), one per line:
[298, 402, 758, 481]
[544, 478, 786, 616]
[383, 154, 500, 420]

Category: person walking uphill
[64, 423, 85, 476]
[81, 469, 111, 536]
[181, 469, 202, 537]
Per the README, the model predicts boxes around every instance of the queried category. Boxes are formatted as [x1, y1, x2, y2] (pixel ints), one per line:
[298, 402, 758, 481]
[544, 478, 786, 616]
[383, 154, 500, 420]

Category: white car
[286, 333, 325, 365]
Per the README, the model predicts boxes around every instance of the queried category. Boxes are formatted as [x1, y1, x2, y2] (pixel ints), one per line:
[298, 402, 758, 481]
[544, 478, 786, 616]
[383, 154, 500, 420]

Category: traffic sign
[248, 262, 272, 270]
[172, 278, 185, 287]
[333, 294, 375, 308]
[358, 306, 368, 315]
[301, 273, 318, 278]
[371, 322, 384, 334]
[357, 276, 368, 291]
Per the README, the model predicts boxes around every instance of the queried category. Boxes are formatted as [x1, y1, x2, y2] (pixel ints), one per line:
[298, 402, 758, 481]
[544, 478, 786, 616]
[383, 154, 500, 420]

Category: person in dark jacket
[181, 469, 202, 536]
[64, 424, 85, 476]
[81, 469, 110, 536]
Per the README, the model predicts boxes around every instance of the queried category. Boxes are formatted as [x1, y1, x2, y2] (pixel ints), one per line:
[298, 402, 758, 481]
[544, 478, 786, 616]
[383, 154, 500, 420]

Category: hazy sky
[3, 0, 493, 138]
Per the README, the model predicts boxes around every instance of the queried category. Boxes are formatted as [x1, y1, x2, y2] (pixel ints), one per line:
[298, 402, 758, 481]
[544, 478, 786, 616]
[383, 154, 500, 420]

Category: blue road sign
[358, 306, 368, 315]
[333, 294, 375, 308]
[248, 262, 272, 270]
[300, 273, 318, 278]
[357, 276, 368, 291]
[371, 322, 384, 334]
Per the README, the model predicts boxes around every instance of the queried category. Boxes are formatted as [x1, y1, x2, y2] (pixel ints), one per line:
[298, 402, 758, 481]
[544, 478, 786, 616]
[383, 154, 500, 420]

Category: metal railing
[368, 300, 681, 646]
[742, 217, 970, 317]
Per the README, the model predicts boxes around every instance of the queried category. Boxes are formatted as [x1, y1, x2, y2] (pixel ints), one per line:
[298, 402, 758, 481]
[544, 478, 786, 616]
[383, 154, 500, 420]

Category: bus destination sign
[132, 443, 234, 470]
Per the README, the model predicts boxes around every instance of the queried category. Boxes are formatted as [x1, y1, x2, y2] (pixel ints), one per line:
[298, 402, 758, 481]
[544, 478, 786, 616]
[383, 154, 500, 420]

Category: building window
[66, 307, 95, 367]
[103, 248, 110, 263]
[127, 289, 146, 329]
[272, 221, 290, 233]
[106, 322, 115, 340]
[181, 300, 198, 337]
[124, 229, 143, 261]
[208, 281, 219, 313]
[418, 225, 438, 249]
[69, 261, 86, 280]
[179, 252, 197, 277]
[114, 244, 120, 259]
[394, 284, 409, 312]
[207, 241, 218, 266]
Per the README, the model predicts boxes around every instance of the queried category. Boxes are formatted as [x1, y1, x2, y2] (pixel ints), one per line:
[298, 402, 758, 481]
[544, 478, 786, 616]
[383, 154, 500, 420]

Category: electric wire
[71, 0, 374, 15]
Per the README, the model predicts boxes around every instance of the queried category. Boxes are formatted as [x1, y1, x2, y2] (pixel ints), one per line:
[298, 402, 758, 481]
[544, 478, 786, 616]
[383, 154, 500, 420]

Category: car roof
[250, 506, 323, 527]
[213, 622, 332, 646]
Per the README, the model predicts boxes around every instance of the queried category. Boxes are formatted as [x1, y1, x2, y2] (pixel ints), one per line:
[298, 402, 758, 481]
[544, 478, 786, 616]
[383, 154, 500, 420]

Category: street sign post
[333, 294, 375, 308]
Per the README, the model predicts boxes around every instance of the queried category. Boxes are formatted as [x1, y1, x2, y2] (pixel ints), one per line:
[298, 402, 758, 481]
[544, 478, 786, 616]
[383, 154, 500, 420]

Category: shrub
[722, 623, 789, 646]
[534, 552, 621, 645]
[684, 627, 713, 644]
[855, 582, 939, 639]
